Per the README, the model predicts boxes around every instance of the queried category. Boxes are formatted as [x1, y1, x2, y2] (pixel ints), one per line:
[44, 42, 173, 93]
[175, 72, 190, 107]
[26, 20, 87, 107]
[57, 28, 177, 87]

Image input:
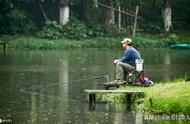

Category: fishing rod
[20, 75, 111, 99]
[23, 75, 110, 91]
[66, 75, 110, 84]
[37, 75, 110, 90]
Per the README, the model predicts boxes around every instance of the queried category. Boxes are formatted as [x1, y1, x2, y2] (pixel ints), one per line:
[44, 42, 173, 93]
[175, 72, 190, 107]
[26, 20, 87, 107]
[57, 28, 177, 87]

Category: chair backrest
[135, 59, 144, 71]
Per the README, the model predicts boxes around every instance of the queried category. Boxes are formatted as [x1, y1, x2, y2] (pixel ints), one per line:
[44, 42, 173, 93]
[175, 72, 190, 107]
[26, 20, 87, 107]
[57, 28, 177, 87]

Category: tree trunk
[118, 5, 121, 32]
[162, 0, 172, 33]
[132, 5, 139, 37]
[59, 0, 69, 25]
[39, 2, 48, 20]
[105, 0, 114, 25]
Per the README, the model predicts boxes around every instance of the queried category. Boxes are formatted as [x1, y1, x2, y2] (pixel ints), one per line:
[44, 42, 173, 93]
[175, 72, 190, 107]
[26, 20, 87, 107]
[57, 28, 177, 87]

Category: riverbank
[98, 78, 190, 115]
[0, 35, 163, 49]
[0, 33, 190, 49]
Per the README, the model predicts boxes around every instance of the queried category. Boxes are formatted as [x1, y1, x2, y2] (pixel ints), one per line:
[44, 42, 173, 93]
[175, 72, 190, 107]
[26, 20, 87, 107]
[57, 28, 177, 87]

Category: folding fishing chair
[124, 59, 144, 84]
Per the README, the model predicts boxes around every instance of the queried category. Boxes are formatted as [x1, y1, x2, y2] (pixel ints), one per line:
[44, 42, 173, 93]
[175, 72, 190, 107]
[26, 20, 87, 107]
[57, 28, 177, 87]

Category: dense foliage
[37, 17, 104, 39]
[0, 0, 190, 39]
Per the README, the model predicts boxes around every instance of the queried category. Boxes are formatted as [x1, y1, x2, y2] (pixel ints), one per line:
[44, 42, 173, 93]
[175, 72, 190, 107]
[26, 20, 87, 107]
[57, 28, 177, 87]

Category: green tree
[0, 0, 36, 34]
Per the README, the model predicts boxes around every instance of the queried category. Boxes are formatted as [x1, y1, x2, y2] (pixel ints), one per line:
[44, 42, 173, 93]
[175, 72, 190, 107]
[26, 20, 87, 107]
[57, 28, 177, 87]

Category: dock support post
[126, 93, 132, 110]
[89, 93, 96, 104]
[105, 86, 109, 90]
[89, 93, 96, 111]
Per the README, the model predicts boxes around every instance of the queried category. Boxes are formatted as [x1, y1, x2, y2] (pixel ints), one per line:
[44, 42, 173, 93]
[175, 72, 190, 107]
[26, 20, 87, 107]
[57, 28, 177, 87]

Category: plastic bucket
[135, 59, 144, 71]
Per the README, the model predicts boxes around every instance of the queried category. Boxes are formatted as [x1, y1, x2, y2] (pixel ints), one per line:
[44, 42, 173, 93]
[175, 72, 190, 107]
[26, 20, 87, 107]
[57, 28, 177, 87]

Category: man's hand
[114, 59, 119, 64]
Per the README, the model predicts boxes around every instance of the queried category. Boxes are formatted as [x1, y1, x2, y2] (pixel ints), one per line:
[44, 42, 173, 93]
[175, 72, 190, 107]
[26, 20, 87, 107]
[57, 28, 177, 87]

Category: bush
[63, 17, 92, 39]
[133, 36, 161, 47]
[38, 17, 96, 39]
[161, 34, 179, 45]
[143, 22, 162, 34]
[88, 24, 105, 37]
[169, 34, 179, 43]
[37, 20, 63, 39]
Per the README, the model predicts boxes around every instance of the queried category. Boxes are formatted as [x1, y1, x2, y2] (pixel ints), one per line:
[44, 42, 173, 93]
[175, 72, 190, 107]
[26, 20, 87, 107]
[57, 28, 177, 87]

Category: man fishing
[113, 38, 141, 83]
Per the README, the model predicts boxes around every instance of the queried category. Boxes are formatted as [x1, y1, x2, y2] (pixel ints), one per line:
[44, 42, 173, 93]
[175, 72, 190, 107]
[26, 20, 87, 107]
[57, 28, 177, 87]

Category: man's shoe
[111, 80, 126, 84]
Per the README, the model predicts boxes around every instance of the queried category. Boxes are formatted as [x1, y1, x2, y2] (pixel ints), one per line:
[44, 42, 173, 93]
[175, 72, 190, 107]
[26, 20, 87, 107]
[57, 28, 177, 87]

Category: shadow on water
[0, 48, 190, 123]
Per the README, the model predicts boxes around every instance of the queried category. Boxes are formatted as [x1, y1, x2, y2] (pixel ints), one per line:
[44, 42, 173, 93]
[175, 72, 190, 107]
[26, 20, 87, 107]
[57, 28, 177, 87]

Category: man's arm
[120, 51, 130, 63]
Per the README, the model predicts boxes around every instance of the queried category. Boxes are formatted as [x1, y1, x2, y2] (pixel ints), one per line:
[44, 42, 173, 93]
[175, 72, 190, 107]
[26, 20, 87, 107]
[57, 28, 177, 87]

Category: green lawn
[98, 79, 190, 115]
[144, 79, 190, 115]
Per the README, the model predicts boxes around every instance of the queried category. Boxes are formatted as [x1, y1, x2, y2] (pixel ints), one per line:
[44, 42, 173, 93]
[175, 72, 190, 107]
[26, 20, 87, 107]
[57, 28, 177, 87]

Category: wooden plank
[84, 89, 144, 94]
[100, 81, 126, 85]
[99, 82, 122, 90]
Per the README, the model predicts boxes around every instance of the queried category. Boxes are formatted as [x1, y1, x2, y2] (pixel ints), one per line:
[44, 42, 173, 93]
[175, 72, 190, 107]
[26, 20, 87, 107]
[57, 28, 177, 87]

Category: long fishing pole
[20, 75, 111, 99]
[21, 75, 110, 92]
[33, 75, 110, 90]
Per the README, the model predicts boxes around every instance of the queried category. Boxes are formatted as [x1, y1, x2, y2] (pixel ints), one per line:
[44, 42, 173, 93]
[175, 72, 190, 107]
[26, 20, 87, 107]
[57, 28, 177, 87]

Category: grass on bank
[4, 36, 161, 49]
[98, 78, 190, 115]
[1, 33, 190, 49]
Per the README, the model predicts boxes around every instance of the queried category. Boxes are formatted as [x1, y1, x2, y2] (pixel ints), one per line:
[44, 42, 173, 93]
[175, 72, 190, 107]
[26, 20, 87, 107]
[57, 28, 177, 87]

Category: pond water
[0, 48, 189, 124]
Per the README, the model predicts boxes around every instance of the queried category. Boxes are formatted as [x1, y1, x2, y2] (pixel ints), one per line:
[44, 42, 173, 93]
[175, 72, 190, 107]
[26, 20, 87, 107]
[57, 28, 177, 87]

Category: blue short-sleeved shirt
[120, 47, 141, 66]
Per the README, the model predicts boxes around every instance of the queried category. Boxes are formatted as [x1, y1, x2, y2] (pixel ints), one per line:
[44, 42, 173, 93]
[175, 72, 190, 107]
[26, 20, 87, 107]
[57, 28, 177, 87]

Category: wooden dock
[100, 82, 152, 90]
[84, 89, 144, 105]
[100, 71, 145, 90]
[100, 81, 125, 89]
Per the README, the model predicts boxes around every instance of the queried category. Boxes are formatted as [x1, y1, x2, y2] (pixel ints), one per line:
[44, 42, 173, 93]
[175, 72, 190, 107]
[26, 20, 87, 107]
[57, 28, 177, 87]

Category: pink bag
[139, 76, 153, 84]
[140, 76, 148, 84]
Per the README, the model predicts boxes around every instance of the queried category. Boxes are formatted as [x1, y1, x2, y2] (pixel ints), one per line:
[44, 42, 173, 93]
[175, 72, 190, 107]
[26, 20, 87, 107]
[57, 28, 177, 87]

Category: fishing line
[19, 89, 91, 104]
[31, 75, 110, 90]
[19, 89, 58, 98]
[20, 75, 110, 96]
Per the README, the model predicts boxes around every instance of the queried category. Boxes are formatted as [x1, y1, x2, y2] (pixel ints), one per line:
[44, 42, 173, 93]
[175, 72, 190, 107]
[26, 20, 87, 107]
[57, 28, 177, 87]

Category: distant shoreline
[0, 34, 189, 49]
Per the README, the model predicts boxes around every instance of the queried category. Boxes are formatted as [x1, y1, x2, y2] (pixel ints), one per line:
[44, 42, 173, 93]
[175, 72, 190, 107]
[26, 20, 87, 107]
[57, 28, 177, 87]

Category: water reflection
[59, 60, 68, 123]
[0, 48, 190, 124]
[163, 52, 171, 81]
[142, 48, 190, 81]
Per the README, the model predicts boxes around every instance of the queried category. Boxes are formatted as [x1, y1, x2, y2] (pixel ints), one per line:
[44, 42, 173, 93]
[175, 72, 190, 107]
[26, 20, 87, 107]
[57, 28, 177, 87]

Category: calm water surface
[0, 48, 189, 124]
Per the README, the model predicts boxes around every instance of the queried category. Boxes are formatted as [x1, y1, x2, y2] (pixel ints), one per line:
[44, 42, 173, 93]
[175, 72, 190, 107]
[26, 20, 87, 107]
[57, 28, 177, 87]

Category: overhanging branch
[97, 2, 144, 21]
